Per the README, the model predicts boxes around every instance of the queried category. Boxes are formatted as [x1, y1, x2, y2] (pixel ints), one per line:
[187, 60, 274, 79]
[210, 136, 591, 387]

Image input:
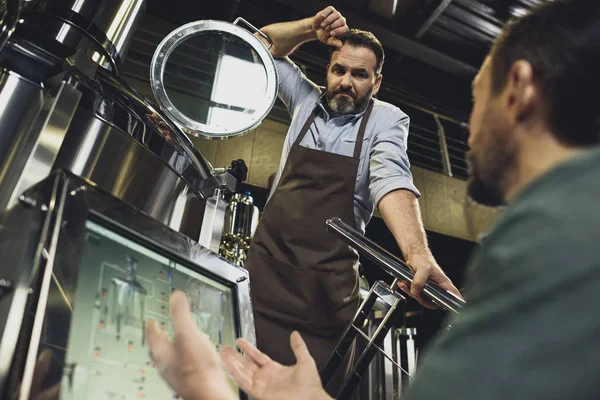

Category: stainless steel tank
[52, 67, 220, 229]
[0, 0, 279, 241]
[0, 0, 220, 236]
[0, 0, 154, 211]
[20, 0, 146, 73]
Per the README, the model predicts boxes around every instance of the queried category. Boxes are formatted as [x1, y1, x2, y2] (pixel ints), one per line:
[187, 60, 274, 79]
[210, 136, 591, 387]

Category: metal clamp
[233, 17, 273, 49]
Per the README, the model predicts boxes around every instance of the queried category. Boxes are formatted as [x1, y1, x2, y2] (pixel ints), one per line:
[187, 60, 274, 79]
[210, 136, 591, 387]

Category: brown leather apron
[244, 100, 373, 393]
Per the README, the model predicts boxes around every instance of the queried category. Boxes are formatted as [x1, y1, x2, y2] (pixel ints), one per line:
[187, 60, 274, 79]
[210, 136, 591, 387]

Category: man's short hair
[489, 0, 600, 146]
[329, 29, 385, 75]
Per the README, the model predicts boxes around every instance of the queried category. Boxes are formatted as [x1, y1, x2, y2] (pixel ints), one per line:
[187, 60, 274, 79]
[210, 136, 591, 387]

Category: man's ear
[506, 60, 538, 123]
[373, 74, 383, 96]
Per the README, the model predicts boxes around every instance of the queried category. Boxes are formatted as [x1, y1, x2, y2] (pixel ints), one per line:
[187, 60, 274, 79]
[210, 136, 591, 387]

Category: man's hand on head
[312, 6, 349, 48]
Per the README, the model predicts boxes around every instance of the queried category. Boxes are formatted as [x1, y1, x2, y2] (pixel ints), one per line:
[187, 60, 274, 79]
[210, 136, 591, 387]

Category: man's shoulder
[505, 148, 600, 223]
[485, 162, 600, 253]
[371, 98, 409, 120]
[293, 87, 321, 113]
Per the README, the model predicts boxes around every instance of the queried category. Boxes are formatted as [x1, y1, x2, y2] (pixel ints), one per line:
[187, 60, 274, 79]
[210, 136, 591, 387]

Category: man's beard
[466, 134, 516, 207]
[326, 87, 372, 115]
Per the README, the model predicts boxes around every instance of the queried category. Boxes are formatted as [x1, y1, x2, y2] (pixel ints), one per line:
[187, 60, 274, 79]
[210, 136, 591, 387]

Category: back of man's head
[489, 0, 600, 146]
[329, 29, 385, 74]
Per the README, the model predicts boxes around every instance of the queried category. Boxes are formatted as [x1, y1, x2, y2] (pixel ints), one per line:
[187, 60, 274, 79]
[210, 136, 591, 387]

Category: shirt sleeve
[275, 57, 320, 118]
[369, 107, 421, 209]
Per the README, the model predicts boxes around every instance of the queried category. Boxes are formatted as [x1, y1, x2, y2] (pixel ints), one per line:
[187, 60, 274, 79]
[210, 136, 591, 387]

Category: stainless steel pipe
[325, 217, 466, 314]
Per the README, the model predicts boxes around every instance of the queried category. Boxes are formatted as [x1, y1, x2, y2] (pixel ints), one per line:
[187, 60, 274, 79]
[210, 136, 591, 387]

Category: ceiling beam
[416, 0, 454, 39]
[269, 0, 477, 77]
[369, 0, 398, 19]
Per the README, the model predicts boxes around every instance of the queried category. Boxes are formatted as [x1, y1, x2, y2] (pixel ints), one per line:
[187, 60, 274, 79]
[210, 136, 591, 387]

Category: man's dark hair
[329, 29, 385, 74]
[489, 0, 600, 146]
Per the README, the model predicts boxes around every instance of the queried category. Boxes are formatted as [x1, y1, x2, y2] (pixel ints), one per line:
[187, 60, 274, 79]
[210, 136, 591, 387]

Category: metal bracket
[233, 17, 273, 50]
[0, 279, 12, 290]
[194, 172, 237, 197]
[18, 195, 37, 208]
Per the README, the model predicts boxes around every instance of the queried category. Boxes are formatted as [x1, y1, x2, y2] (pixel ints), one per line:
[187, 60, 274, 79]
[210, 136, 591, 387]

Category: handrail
[326, 217, 466, 314]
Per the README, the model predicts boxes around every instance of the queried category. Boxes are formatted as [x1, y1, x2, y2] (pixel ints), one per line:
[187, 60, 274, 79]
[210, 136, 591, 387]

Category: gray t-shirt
[403, 147, 600, 399]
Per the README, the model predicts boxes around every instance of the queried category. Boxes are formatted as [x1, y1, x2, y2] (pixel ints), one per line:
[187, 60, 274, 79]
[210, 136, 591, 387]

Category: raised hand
[312, 6, 349, 48]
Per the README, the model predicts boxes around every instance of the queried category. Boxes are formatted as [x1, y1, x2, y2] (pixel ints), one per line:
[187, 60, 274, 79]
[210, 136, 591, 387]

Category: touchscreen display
[59, 220, 237, 399]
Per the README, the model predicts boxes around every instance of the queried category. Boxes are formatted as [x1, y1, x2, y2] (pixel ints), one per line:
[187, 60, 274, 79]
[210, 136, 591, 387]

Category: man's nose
[340, 72, 352, 88]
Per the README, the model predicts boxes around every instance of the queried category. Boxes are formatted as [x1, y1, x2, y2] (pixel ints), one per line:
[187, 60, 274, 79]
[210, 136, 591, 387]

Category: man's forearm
[261, 18, 317, 58]
[378, 189, 431, 260]
[379, 189, 462, 304]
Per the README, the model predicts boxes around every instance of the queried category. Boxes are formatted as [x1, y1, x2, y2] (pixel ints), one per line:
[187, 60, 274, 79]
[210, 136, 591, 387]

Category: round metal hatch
[150, 19, 278, 139]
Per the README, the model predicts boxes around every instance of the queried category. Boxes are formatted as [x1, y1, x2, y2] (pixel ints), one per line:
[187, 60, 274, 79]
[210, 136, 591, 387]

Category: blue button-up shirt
[268, 58, 420, 233]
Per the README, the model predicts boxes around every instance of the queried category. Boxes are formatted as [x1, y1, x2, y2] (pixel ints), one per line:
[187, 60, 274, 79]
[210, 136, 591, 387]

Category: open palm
[221, 331, 332, 400]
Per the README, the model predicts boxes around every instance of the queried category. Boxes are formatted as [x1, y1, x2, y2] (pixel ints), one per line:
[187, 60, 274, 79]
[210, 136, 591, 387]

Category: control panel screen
[59, 220, 237, 399]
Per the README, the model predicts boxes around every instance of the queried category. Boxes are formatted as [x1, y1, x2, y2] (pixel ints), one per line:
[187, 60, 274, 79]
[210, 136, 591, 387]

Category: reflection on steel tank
[187, 280, 227, 347]
[219, 191, 259, 266]
[109, 256, 148, 343]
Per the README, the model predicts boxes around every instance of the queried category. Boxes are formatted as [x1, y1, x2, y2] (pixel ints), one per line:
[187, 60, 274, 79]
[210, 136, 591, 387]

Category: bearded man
[243, 6, 459, 392]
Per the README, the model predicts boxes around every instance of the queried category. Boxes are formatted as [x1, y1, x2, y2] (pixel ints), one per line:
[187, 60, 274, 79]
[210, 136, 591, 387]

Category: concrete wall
[412, 167, 504, 242]
[126, 76, 502, 243]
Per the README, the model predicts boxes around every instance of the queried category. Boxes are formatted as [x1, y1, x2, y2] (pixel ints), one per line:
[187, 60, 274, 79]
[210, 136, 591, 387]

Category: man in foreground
[147, 0, 600, 398]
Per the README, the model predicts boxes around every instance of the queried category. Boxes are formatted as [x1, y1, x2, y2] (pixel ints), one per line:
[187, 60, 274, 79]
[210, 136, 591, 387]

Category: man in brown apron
[246, 5, 462, 395]
[246, 97, 373, 376]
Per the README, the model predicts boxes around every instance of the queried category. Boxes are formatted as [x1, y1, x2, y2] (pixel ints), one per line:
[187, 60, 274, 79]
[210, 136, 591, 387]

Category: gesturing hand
[221, 331, 333, 400]
[146, 291, 236, 400]
[312, 6, 349, 48]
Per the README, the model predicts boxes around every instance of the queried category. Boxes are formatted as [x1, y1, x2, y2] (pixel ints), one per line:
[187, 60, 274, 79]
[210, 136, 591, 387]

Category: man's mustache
[332, 88, 355, 99]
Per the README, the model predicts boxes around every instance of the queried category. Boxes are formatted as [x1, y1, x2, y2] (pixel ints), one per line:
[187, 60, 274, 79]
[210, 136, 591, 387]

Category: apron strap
[293, 108, 319, 147]
[353, 100, 374, 159]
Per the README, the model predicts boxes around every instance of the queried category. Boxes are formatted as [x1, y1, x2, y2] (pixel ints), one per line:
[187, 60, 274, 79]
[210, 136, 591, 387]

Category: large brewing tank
[0, 0, 279, 241]
[53, 67, 222, 230]
[0, 0, 229, 237]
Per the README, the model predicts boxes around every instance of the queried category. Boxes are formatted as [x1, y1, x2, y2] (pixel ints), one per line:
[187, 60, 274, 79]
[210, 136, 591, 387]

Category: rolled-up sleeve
[275, 58, 319, 117]
[369, 108, 421, 209]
